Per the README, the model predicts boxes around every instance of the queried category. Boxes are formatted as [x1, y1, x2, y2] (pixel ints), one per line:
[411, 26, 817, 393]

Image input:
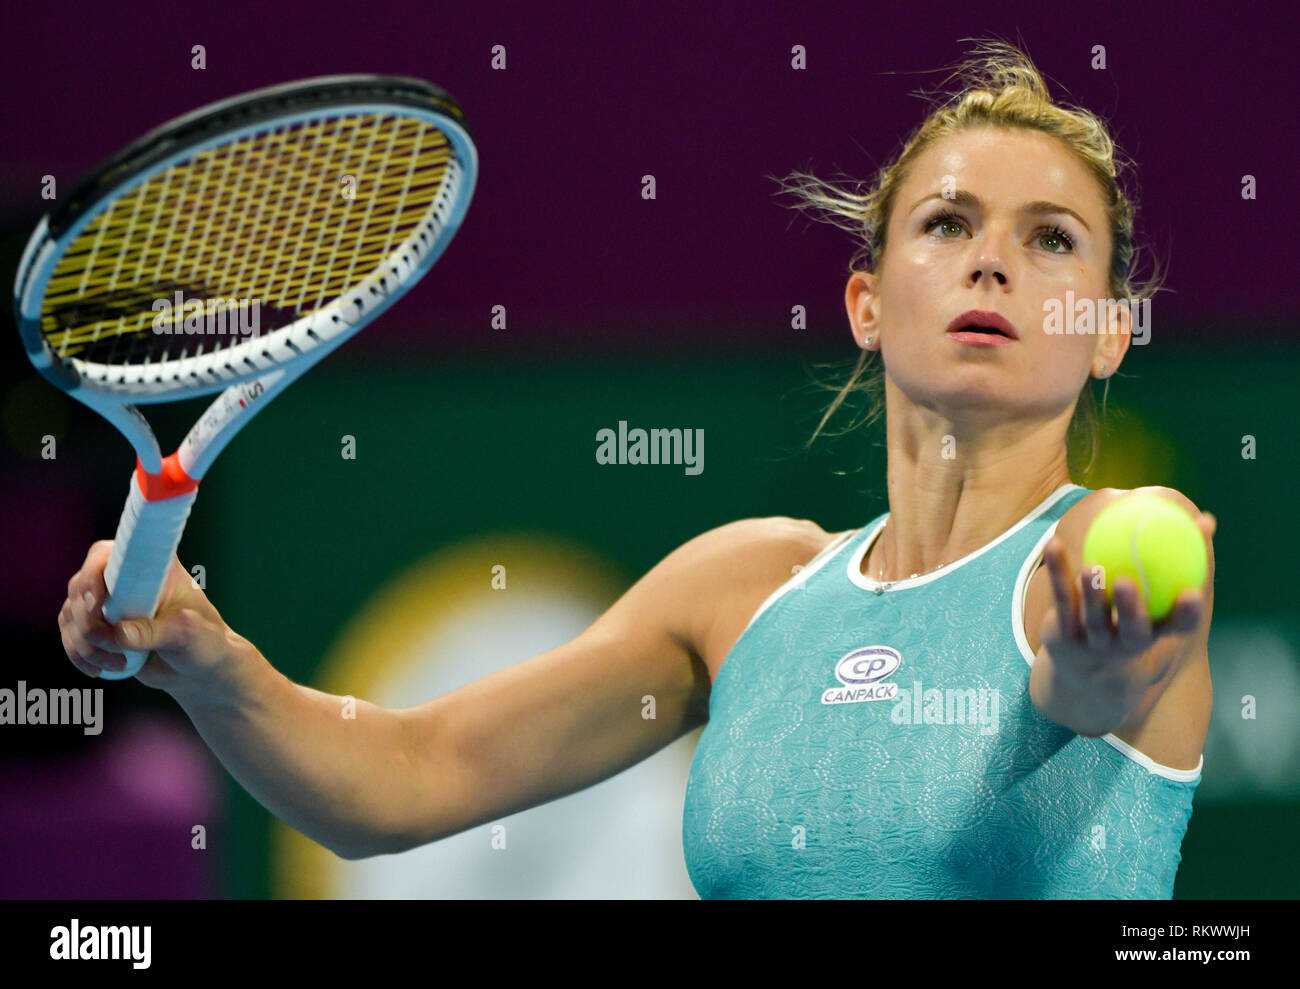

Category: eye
[1037, 225, 1075, 253]
[926, 208, 1077, 254]
[925, 209, 966, 238]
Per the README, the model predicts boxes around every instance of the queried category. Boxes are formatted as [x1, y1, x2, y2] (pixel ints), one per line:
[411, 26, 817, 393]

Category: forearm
[168, 643, 418, 859]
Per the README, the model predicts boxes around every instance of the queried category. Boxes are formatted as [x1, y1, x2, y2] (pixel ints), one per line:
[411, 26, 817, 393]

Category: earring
[864, 335, 874, 348]
[1099, 362, 1109, 376]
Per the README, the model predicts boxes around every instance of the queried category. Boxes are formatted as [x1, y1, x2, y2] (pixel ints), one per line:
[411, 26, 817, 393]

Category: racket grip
[100, 473, 198, 680]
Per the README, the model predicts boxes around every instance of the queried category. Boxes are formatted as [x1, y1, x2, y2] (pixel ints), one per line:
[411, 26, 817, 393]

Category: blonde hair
[780, 38, 1165, 479]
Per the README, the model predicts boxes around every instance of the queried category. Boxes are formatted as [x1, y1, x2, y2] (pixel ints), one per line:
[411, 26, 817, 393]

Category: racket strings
[40, 111, 453, 366]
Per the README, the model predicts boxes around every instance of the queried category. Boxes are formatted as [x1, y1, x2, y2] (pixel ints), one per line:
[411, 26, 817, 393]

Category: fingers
[61, 542, 223, 682]
[1109, 579, 1200, 646]
[78, 587, 119, 651]
[58, 593, 126, 677]
[1044, 539, 1082, 640]
[59, 607, 100, 677]
[1158, 589, 1204, 636]
[1112, 577, 1152, 649]
[1048, 540, 1161, 654]
[66, 542, 111, 627]
[1080, 570, 1114, 647]
[61, 542, 133, 677]
[115, 608, 211, 658]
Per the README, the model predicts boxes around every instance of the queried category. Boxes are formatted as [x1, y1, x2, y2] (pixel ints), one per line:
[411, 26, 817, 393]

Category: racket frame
[17, 79, 477, 413]
[14, 75, 478, 678]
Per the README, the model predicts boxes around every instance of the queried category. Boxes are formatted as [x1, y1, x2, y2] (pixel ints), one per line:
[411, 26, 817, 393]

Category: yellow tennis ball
[1081, 493, 1208, 620]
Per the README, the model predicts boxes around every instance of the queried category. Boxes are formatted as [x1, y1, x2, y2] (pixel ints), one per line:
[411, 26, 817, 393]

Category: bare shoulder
[1055, 485, 1206, 551]
[670, 517, 847, 682]
[674, 516, 839, 582]
[1024, 486, 1214, 771]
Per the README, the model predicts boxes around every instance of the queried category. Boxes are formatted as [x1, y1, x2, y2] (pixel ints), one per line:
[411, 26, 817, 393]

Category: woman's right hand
[58, 540, 251, 696]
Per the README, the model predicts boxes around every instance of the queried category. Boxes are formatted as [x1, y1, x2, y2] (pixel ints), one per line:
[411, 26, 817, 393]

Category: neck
[868, 381, 1075, 582]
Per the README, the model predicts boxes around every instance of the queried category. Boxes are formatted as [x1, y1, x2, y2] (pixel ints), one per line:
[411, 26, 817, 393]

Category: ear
[1093, 299, 1132, 378]
[845, 271, 881, 350]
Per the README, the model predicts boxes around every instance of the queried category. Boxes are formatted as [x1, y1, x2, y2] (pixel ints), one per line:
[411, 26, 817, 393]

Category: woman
[58, 42, 1214, 898]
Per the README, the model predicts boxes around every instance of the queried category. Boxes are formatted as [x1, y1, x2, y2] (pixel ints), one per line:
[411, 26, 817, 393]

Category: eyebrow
[910, 190, 1091, 232]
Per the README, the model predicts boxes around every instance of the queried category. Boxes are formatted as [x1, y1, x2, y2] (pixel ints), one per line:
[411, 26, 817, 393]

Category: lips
[946, 310, 1019, 340]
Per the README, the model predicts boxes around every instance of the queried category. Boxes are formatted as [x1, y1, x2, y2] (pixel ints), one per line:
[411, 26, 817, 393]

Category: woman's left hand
[1035, 509, 1214, 731]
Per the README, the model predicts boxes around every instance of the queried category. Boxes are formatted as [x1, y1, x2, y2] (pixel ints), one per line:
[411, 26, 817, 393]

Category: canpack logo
[821, 645, 902, 705]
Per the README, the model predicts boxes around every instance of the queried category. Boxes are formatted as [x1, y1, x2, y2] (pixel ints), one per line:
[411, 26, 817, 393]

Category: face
[846, 126, 1130, 425]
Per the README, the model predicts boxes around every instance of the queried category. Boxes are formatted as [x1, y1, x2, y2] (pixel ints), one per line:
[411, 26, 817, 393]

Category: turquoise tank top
[682, 483, 1201, 898]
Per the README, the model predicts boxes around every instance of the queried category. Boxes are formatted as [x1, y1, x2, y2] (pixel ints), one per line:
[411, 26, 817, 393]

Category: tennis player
[58, 41, 1214, 898]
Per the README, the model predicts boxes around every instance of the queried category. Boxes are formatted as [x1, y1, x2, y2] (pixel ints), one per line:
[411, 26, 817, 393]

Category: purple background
[1, 0, 1291, 355]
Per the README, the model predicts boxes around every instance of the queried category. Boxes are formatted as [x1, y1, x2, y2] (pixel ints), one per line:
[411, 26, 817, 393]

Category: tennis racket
[16, 74, 477, 679]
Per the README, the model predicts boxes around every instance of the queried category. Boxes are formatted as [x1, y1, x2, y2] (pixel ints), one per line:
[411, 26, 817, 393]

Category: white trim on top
[1010, 501, 1204, 784]
[739, 527, 858, 636]
[846, 483, 1086, 593]
[1011, 523, 1057, 664]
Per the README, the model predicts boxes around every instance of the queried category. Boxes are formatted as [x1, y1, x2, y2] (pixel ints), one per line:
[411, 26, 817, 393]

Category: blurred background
[0, 1, 1295, 898]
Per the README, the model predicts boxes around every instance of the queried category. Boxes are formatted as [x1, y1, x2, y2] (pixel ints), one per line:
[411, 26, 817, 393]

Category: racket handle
[100, 472, 198, 680]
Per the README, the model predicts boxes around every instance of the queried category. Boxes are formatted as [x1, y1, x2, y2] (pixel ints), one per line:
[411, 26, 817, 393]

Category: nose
[967, 226, 1012, 288]
[969, 257, 1009, 288]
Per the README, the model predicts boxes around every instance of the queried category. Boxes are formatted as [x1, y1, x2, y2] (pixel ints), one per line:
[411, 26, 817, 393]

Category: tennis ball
[1081, 493, 1208, 621]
